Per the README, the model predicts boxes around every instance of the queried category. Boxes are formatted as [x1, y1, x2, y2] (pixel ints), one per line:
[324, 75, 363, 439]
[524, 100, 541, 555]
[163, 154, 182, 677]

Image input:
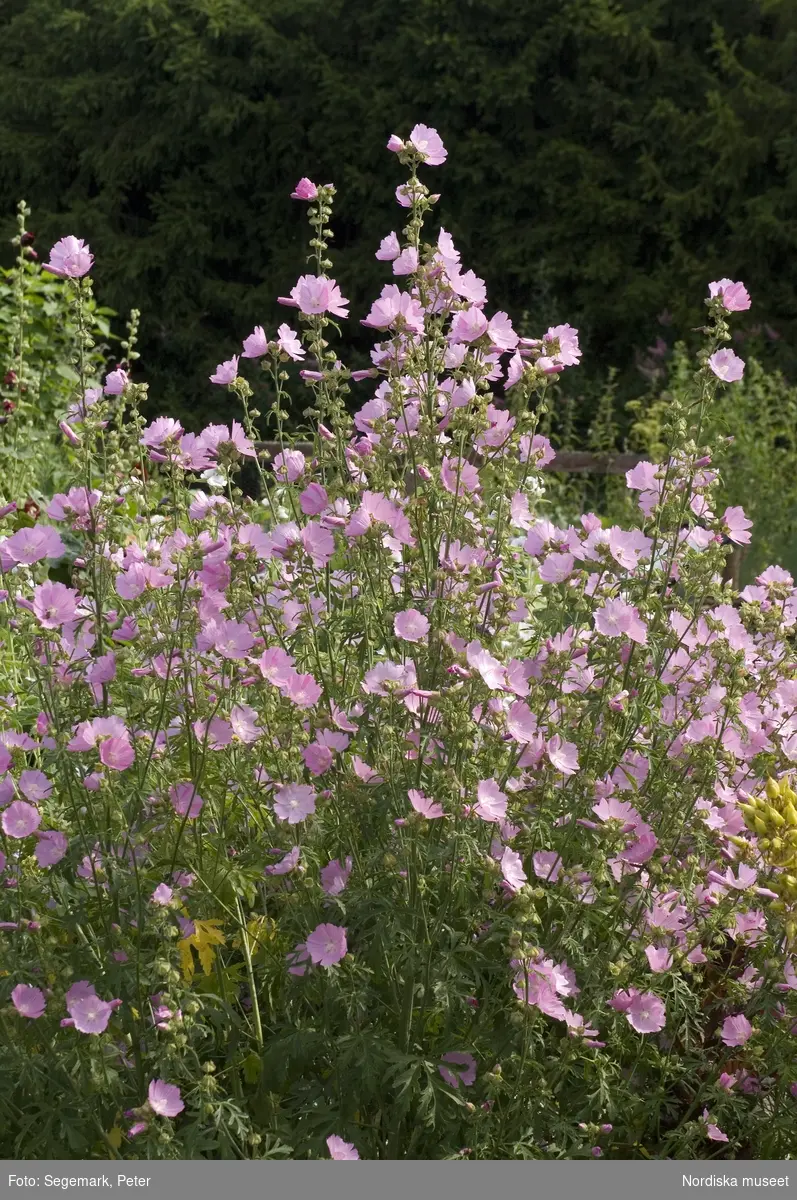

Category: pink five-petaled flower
[474, 779, 507, 823]
[103, 369, 128, 395]
[709, 279, 751, 312]
[501, 846, 527, 892]
[594, 598, 648, 645]
[720, 1013, 753, 1047]
[645, 946, 673, 973]
[169, 783, 204, 820]
[11, 983, 46, 1019]
[305, 922, 347, 967]
[241, 326, 269, 358]
[546, 735, 580, 775]
[407, 123, 447, 166]
[3, 524, 66, 565]
[626, 991, 666, 1034]
[18, 769, 52, 803]
[320, 857, 353, 896]
[2, 801, 41, 839]
[394, 608, 430, 643]
[703, 1110, 729, 1143]
[66, 983, 119, 1035]
[35, 830, 68, 868]
[361, 284, 425, 334]
[141, 416, 183, 450]
[439, 1051, 477, 1088]
[99, 736, 135, 772]
[209, 356, 239, 386]
[533, 851, 562, 882]
[291, 178, 318, 201]
[43, 235, 93, 278]
[280, 275, 349, 318]
[708, 348, 745, 383]
[327, 1135, 359, 1160]
[32, 580, 81, 629]
[274, 783, 317, 825]
[276, 323, 305, 360]
[148, 1079, 184, 1118]
[722, 505, 753, 546]
[409, 788, 444, 819]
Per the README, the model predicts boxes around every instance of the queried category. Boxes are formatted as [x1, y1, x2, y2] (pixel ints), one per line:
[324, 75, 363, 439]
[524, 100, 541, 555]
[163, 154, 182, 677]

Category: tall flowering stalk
[1, 130, 796, 1162]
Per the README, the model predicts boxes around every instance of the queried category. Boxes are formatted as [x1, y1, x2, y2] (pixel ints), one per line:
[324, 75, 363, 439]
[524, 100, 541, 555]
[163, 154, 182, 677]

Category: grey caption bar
[1, 1161, 794, 1200]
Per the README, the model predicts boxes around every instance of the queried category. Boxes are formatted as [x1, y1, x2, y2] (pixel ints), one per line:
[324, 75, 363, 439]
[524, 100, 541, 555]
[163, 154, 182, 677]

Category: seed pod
[766, 778, 781, 801]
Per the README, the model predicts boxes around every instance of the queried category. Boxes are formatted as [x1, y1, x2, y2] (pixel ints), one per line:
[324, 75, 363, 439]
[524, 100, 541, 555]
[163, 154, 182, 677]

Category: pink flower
[720, 1013, 753, 1047]
[722, 505, 753, 545]
[19, 769, 52, 802]
[542, 323, 581, 368]
[708, 348, 745, 383]
[291, 178, 318, 201]
[361, 284, 425, 334]
[280, 275, 349, 318]
[645, 945, 673, 973]
[273, 449, 306, 482]
[2, 801, 41, 839]
[67, 988, 117, 1035]
[538, 552, 575, 583]
[327, 1135, 359, 1160]
[625, 991, 666, 1034]
[300, 482, 328, 515]
[408, 124, 447, 166]
[210, 618, 255, 659]
[148, 1079, 184, 1117]
[35, 830, 68, 867]
[169, 783, 203, 820]
[703, 1110, 729, 1143]
[11, 983, 46, 1019]
[141, 416, 183, 450]
[305, 922, 347, 967]
[3, 524, 66, 565]
[151, 883, 173, 906]
[439, 1051, 477, 1088]
[376, 232, 401, 261]
[709, 279, 751, 312]
[301, 520, 335, 567]
[202, 421, 257, 461]
[242, 326, 269, 358]
[274, 783, 317, 824]
[209, 356, 239, 386]
[32, 580, 80, 628]
[393, 247, 418, 275]
[303, 743, 333, 775]
[43, 236, 94, 278]
[394, 608, 429, 642]
[409, 788, 444, 819]
[449, 307, 489, 343]
[387, 134, 405, 153]
[99, 736, 135, 772]
[533, 851, 562, 882]
[276, 323, 305, 360]
[103, 369, 128, 395]
[594, 598, 647, 645]
[474, 779, 507, 823]
[501, 846, 527, 892]
[547, 735, 579, 775]
[320, 857, 353, 896]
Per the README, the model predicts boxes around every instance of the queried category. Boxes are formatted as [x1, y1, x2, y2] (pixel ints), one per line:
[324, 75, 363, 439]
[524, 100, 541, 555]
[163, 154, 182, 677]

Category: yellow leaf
[179, 919, 226, 982]
[178, 938, 196, 983]
[107, 1127, 123, 1150]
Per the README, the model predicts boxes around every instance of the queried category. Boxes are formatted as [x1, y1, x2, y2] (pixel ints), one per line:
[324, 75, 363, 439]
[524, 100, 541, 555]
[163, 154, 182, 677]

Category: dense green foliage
[1, 0, 796, 424]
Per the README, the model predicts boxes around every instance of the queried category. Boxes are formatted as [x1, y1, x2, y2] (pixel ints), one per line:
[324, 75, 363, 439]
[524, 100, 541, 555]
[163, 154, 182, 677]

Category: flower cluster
[0, 126, 795, 1162]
